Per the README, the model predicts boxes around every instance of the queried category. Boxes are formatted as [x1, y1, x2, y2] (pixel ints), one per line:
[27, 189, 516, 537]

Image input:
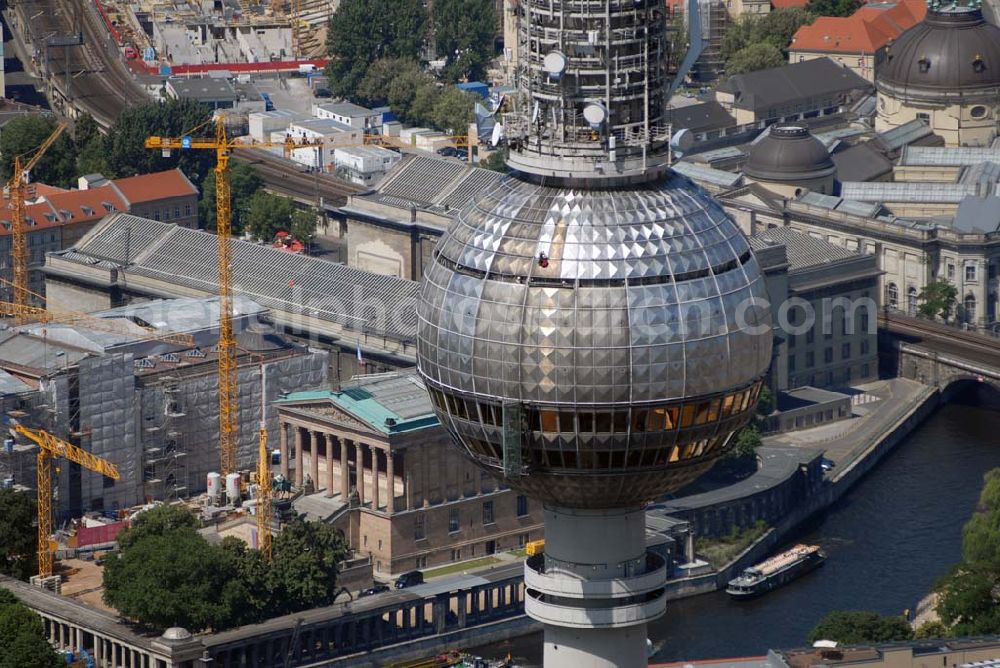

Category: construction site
[97, 0, 334, 66]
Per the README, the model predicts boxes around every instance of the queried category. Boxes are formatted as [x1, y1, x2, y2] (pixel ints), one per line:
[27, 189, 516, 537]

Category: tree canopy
[0, 590, 62, 668]
[432, 0, 497, 82]
[806, 0, 862, 17]
[102, 505, 348, 632]
[0, 488, 38, 581]
[325, 0, 428, 99]
[726, 43, 786, 75]
[0, 116, 78, 188]
[934, 468, 1000, 636]
[722, 9, 812, 74]
[199, 161, 263, 233]
[918, 279, 958, 320]
[104, 99, 212, 181]
[243, 191, 317, 243]
[807, 610, 914, 645]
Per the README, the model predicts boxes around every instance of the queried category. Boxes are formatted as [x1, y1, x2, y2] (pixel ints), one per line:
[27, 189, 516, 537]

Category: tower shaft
[525, 507, 666, 667]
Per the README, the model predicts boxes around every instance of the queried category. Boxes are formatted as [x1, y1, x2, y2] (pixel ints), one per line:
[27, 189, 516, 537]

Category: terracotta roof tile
[111, 169, 198, 206]
[771, 0, 810, 9]
[790, 0, 925, 54]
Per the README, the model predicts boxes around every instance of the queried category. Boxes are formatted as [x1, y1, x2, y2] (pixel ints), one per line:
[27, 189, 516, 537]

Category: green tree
[481, 147, 508, 173]
[0, 590, 62, 668]
[730, 425, 763, 460]
[290, 208, 319, 244]
[757, 386, 775, 416]
[73, 113, 101, 152]
[105, 99, 212, 181]
[935, 566, 1000, 635]
[115, 504, 198, 551]
[722, 16, 756, 62]
[244, 191, 297, 241]
[430, 87, 479, 134]
[325, 0, 428, 100]
[753, 8, 813, 53]
[267, 519, 349, 615]
[917, 278, 958, 320]
[806, 0, 861, 17]
[726, 43, 786, 75]
[0, 488, 38, 581]
[199, 161, 263, 232]
[0, 116, 78, 188]
[103, 527, 243, 632]
[807, 610, 914, 645]
[432, 0, 496, 82]
[914, 620, 950, 639]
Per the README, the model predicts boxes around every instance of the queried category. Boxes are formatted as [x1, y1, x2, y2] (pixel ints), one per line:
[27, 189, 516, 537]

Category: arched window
[907, 287, 918, 316]
[887, 283, 899, 310]
[965, 294, 977, 324]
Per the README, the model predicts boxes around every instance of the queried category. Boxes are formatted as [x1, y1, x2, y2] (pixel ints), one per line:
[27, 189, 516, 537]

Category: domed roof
[416, 172, 773, 508]
[744, 125, 836, 183]
[161, 627, 192, 641]
[878, 6, 1000, 95]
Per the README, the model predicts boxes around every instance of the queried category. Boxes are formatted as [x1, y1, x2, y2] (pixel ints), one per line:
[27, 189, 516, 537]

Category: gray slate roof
[954, 196, 1000, 233]
[751, 227, 860, 272]
[663, 101, 735, 133]
[52, 214, 419, 341]
[831, 142, 894, 182]
[716, 57, 872, 112]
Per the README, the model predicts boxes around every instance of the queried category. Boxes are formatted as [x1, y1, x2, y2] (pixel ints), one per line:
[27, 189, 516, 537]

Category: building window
[966, 264, 978, 282]
[841, 342, 851, 359]
[916, 112, 930, 123]
[887, 283, 899, 309]
[907, 287, 918, 316]
[861, 340, 870, 355]
[826, 371, 834, 386]
[517, 495, 528, 517]
[414, 516, 426, 541]
[416, 556, 428, 569]
[174, 207, 181, 218]
[788, 334, 796, 349]
[862, 363, 870, 378]
[970, 105, 989, 119]
[860, 312, 869, 332]
[965, 294, 977, 323]
[448, 508, 460, 533]
[947, 263, 956, 280]
[806, 351, 815, 368]
[483, 501, 495, 525]
[451, 548, 462, 562]
[806, 328, 815, 345]
[184, 204, 192, 216]
[824, 347, 833, 364]
[789, 355, 796, 373]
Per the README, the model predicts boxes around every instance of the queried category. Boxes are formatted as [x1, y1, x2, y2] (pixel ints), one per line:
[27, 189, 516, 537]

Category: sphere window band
[425, 380, 762, 472]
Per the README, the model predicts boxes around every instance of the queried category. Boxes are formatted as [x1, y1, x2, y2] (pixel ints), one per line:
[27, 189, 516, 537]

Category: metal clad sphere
[417, 171, 773, 508]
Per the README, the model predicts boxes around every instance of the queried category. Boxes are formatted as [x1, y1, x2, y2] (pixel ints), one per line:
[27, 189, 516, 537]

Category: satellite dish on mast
[543, 51, 567, 79]
[583, 103, 608, 129]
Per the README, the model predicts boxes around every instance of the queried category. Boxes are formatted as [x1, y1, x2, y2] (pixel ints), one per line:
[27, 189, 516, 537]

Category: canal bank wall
[708, 384, 940, 590]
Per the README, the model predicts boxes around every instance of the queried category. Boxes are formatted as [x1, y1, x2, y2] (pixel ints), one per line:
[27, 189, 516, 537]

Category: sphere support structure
[525, 507, 665, 667]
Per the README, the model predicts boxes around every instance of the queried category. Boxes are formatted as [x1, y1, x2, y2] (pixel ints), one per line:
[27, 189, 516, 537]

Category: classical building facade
[276, 372, 543, 577]
[875, 4, 1000, 147]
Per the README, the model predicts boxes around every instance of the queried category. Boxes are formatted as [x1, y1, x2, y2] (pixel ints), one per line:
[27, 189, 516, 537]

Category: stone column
[403, 452, 413, 511]
[294, 427, 304, 489]
[386, 450, 395, 514]
[355, 441, 366, 506]
[93, 636, 102, 666]
[309, 430, 319, 493]
[325, 432, 335, 498]
[340, 436, 350, 499]
[279, 423, 289, 479]
[372, 447, 381, 511]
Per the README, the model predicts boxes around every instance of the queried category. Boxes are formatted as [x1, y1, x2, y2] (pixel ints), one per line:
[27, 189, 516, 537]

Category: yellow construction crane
[11, 424, 120, 579]
[255, 359, 272, 560]
[143, 122, 328, 478]
[8, 122, 68, 323]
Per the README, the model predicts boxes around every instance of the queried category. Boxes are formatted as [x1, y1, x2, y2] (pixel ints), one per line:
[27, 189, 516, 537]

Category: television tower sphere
[417, 0, 772, 664]
[416, 175, 773, 508]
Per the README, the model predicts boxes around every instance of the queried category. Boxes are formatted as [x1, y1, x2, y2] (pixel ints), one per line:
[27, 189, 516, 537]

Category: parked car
[394, 570, 424, 589]
[437, 147, 459, 158]
[358, 584, 390, 598]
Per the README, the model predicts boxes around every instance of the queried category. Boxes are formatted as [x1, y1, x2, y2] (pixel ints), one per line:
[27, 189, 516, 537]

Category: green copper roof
[278, 372, 439, 435]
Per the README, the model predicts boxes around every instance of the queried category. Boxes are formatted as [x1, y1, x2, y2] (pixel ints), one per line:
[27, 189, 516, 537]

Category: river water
[475, 384, 1000, 665]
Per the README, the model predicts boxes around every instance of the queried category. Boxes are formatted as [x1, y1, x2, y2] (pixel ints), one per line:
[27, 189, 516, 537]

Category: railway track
[880, 311, 1000, 368]
[17, 0, 148, 126]
[236, 152, 363, 209]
